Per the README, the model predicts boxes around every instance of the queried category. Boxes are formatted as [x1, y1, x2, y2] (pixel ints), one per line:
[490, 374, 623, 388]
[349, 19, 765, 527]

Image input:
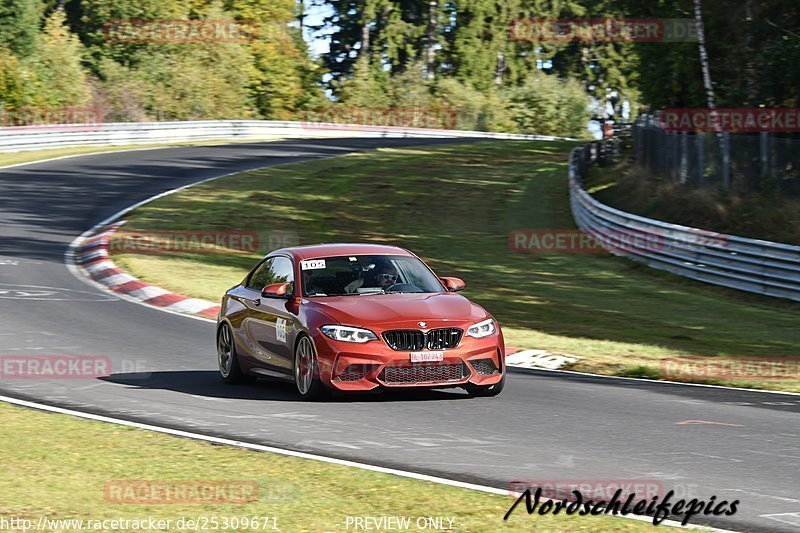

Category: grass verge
[110, 141, 800, 392]
[0, 401, 661, 532]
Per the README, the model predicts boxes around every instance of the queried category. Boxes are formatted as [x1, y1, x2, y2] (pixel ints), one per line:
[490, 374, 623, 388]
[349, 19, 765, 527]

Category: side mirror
[441, 277, 466, 292]
[262, 282, 292, 299]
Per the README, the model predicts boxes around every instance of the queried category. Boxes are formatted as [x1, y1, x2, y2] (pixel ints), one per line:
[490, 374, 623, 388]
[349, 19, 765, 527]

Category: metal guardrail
[0, 120, 566, 152]
[633, 114, 800, 196]
[569, 141, 800, 302]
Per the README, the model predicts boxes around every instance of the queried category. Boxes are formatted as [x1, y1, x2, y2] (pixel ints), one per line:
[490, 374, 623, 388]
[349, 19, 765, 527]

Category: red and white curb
[73, 222, 220, 320]
[505, 348, 580, 370]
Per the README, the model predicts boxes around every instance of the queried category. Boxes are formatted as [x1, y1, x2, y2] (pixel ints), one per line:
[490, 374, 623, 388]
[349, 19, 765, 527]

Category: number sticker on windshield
[301, 259, 326, 270]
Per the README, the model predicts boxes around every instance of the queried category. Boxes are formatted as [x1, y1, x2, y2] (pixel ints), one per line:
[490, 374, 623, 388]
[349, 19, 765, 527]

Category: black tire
[294, 335, 328, 400]
[217, 323, 254, 384]
[465, 372, 505, 397]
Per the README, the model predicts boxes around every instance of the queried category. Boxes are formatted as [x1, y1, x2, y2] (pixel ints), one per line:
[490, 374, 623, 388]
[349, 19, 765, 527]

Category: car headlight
[320, 325, 378, 343]
[466, 318, 496, 339]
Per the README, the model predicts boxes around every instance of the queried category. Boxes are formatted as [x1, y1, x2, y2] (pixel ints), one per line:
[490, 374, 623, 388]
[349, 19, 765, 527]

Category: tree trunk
[693, 0, 729, 188]
[425, 0, 438, 80]
[693, 0, 716, 112]
[298, 0, 305, 33]
[743, 0, 757, 104]
[361, 18, 370, 59]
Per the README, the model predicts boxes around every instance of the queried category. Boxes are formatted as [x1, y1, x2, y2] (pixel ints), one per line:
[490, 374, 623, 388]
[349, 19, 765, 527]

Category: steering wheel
[385, 283, 424, 293]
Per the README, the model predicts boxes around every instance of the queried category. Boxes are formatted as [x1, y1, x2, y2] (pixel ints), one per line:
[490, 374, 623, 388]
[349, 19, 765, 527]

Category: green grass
[0, 402, 662, 532]
[111, 141, 800, 392]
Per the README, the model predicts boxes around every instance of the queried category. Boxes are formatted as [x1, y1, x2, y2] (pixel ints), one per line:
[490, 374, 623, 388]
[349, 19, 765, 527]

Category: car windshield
[301, 254, 445, 297]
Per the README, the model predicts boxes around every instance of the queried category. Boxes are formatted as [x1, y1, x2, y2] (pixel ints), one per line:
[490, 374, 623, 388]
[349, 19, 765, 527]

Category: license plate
[410, 351, 444, 363]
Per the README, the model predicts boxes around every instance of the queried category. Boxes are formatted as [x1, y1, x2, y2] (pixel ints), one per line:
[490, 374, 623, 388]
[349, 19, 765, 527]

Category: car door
[239, 255, 297, 373]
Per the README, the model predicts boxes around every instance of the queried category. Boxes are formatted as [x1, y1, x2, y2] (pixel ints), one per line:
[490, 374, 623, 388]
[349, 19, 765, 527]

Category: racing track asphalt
[0, 138, 798, 532]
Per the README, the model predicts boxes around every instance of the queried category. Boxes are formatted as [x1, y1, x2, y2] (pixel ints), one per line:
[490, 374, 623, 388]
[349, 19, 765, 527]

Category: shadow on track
[100, 370, 473, 403]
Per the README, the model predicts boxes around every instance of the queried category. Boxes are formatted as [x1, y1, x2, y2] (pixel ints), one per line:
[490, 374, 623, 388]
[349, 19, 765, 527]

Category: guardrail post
[696, 133, 705, 186]
[670, 132, 679, 181]
[680, 132, 688, 184]
[721, 132, 731, 190]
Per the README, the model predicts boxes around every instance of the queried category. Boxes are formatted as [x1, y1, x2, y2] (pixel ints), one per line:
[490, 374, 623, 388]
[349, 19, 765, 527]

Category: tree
[0, 50, 29, 110]
[505, 72, 591, 137]
[0, 0, 43, 56]
[27, 9, 92, 108]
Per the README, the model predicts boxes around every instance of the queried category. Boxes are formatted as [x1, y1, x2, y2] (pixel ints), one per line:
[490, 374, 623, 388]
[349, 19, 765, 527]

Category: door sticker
[276, 317, 289, 343]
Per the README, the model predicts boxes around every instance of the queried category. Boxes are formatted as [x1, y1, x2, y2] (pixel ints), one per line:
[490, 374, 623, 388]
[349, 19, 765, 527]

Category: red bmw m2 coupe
[216, 244, 505, 399]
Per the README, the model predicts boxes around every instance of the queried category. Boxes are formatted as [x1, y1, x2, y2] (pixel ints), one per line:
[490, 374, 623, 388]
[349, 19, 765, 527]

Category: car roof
[270, 243, 414, 261]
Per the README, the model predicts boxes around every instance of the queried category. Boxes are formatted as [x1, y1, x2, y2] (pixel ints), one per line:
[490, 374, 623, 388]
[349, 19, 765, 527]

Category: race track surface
[0, 138, 798, 532]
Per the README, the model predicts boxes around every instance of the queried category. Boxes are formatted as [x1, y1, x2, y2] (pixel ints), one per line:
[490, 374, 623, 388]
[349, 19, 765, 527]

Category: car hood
[304, 292, 488, 328]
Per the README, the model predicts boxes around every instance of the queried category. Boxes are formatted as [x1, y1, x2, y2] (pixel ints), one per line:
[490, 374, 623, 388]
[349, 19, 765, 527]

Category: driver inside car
[345, 262, 400, 293]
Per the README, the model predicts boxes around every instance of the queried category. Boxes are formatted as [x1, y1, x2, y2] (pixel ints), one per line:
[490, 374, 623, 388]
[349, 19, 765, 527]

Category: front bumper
[312, 327, 505, 391]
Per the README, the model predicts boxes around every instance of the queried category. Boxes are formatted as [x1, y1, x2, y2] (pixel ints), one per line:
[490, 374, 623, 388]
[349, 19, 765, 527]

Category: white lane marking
[309, 441, 364, 450]
[676, 420, 744, 427]
[268, 412, 319, 420]
[688, 453, 744, 463]
[0, 289, 57, 298]
[726, 489, 800, 504]
[0, 395, 736, 532]
[0, 146, 210, 172]
[185, 394, 231, 403]
[0, 283, 115, 302]
[761, 513, 800, 527]
[508, 366, 800, 397]
[745, 449, 800, 460]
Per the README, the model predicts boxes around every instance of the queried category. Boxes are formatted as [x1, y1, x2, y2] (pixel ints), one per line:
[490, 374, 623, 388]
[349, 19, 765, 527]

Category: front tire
[217, 323, 253, 384]
[465, 372, 505, 397]
[294, 335, 327, 400]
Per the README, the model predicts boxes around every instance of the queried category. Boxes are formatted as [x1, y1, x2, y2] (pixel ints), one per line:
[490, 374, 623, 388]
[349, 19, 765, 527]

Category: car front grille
[383, 328, 463, 351]
[471, 358, 500, 375]
[381, 363, 468, 384]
